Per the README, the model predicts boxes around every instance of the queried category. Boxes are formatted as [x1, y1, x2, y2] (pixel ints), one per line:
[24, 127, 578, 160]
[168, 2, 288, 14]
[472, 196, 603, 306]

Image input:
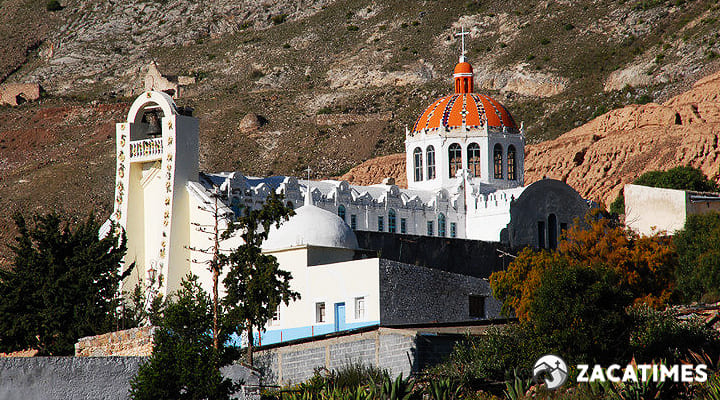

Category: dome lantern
[454, 61, 474, 94]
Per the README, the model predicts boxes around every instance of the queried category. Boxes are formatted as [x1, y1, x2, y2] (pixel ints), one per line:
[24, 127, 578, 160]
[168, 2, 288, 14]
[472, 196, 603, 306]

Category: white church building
[104, 54, 588, 346]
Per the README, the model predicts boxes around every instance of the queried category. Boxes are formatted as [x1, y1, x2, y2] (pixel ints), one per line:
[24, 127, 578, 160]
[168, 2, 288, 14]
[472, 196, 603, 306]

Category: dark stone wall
[355, 231, 509, 279]
[378, 260, 502, 325]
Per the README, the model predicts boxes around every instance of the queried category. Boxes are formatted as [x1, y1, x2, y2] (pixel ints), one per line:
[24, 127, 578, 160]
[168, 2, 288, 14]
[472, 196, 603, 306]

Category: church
[103, 49, 588, 346]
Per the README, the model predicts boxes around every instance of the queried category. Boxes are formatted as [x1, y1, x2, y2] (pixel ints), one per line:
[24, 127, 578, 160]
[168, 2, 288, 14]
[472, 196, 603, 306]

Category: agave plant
[379, 374, 415, 400]
[427, 378, 462, 400]
[503, 369, 531, 400]
[704, 373, 720, 400]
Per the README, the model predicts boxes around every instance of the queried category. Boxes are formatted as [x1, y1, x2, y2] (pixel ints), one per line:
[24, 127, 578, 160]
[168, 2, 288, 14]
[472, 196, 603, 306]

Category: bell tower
[111, 91, 198, 299]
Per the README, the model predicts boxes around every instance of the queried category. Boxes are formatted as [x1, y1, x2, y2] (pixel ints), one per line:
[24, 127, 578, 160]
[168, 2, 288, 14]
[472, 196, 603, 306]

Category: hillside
[3, 0, 720, 262]
[525, 69, 720, 206]
[340, 69, 720, 206]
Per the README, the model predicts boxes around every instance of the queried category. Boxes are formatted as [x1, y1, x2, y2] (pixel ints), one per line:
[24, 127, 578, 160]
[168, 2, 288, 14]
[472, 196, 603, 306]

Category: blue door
[334, 302, 346, 332]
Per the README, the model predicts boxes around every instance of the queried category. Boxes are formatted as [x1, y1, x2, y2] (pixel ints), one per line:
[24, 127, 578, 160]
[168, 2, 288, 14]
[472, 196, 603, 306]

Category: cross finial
[305, 166, 312, 181]
[455, 27, 470, 63]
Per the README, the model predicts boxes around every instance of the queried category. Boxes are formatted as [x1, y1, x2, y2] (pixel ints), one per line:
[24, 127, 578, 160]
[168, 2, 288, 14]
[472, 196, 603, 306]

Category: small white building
[625, 183, 720, 235]
[105, 52, 588, 346]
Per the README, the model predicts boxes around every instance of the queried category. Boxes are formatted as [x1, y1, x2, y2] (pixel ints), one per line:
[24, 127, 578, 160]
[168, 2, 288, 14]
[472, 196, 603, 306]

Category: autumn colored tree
[491, 209, 677, 321]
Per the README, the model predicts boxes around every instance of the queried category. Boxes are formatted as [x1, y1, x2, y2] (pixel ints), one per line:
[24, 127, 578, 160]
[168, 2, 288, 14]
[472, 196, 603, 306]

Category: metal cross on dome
[455, 27, 469, 61]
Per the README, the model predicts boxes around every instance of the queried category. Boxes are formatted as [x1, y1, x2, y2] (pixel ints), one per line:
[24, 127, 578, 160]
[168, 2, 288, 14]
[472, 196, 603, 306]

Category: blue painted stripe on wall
[228, 321, 380, 346]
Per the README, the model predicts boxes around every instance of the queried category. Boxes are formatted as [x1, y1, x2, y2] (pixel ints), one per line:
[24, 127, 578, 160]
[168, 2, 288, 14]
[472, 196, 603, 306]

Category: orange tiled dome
[412, 93, 517, 133]
[411, 60, 517, 134]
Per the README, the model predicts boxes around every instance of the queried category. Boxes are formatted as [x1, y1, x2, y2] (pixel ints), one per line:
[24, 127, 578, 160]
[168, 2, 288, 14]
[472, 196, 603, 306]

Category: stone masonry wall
[75, 326, 155, 356]
[254, 328, 460, 385]
[378, 260, 503, 325]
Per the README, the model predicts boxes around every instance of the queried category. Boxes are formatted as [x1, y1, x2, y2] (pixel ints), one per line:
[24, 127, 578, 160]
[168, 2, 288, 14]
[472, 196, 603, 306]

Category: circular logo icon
[533, 354, 568, 390]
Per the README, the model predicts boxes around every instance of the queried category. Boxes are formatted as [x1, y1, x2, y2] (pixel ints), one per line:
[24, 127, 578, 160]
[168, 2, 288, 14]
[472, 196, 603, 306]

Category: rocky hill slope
[3, 0, 720, 262]
[340, 69, 720, 206]
[525, 69, 720, 205]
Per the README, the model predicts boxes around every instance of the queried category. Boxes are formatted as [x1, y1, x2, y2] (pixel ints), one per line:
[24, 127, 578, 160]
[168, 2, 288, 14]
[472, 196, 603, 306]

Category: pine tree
[221, 191, 299, 366]
[0, 212, 129, 355]
[129, 274, 234, 400]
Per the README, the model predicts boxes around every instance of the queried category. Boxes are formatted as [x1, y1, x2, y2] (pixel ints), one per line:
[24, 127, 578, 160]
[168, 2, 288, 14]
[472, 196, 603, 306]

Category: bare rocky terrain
[3, 0, 720, 262]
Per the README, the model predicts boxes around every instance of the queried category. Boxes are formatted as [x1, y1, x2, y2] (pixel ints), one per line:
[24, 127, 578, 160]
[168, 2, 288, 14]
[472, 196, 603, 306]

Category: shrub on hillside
[629, 305, 720, 364]
[46, 0, 62, 11]
[674, 212, 720, 302]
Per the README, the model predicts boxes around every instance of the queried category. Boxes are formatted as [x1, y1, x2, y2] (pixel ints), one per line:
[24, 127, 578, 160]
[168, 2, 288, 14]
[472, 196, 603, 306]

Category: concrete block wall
[254, 328, 458, 385]
[75, 326, 155, 356]
[377, 331, 417, 377]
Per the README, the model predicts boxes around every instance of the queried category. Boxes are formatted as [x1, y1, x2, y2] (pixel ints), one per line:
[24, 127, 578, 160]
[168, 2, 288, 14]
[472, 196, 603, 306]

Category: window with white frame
[354, 297, 365, 320]
[270, 305, 280, 326]
[316, 302, 326, 323]
[426, 145, 436, 179]
[448, 143, 462, 178]
[413, 147, 423, 181]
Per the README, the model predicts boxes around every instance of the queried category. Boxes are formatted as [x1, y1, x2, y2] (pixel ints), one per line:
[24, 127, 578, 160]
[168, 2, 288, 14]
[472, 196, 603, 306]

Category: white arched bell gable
[127, 91, 177, 124]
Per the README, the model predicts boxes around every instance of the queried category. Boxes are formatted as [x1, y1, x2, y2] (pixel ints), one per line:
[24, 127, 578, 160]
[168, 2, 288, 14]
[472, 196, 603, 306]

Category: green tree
[221, 191, 299, 366]
[0, 212, 129, 355]
[611, 165, 717, 214]
[673, 212, 720, 302]
[528, 262, 633, 365]
[130, 274, 234, 400]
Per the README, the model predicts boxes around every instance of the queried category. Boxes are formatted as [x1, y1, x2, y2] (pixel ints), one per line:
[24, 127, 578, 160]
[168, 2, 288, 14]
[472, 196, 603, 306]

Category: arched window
[338, 205, 346, 223]
[493, 144, 503, 179]
[507, 145, 517, 181]
[467, 143, 481, 178]
[230, 197, 242, 217]
[448, 143, 462, 178]
[426, 146, 436, 180]
[438, 213, 446, 237]
[413, 147, 423, 182]
[548, 214, 558, 250]
[388, 209, 397, 233]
